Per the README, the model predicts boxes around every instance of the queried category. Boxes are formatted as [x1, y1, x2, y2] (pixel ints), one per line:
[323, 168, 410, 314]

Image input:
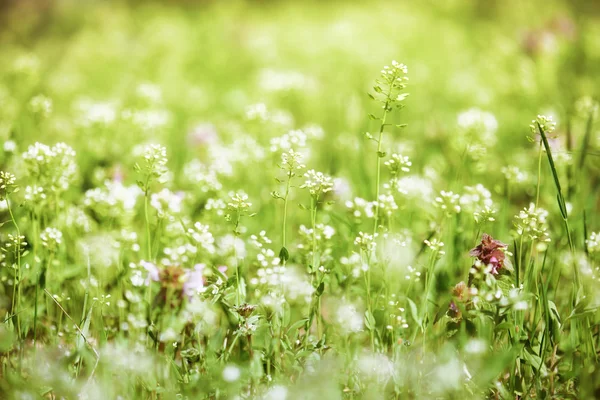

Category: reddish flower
[469, 233, 507, 275]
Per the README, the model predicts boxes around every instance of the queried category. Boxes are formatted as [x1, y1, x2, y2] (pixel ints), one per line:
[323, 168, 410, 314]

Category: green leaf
[407, 298, 422, 329]
[316, 282, 325, 296]
[279, 246, 289, 262]
[364, 310, 376, 331]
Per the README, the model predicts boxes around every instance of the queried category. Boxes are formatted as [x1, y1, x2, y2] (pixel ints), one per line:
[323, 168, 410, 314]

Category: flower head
[300, 169, 333, 199]
[469, 234, 507, 275]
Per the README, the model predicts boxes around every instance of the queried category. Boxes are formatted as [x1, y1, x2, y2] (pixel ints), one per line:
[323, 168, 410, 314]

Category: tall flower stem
[6, 196, 22, 340]
[373, 96, 391, 236]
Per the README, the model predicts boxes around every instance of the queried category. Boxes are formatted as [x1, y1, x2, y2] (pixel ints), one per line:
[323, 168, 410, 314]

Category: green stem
[373, 100, 390, 235]
[6, 196, 22, 340]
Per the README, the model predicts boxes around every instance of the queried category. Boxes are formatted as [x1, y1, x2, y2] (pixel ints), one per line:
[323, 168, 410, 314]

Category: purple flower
[183, 264, 206, 297]
[141, 261, 160, 285]
[187, 123, 218, 147]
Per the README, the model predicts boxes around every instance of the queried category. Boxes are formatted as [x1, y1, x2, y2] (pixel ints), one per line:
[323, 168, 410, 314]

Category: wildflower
[0, 171, 18, 200]
[335, 302, 364, 333]
[22, 142, 77, 192]
[29, 95, 53, 118]
[227, 191, 252, 212]
[187, 222, 215, 254]
[586, 232, 599, 253]
[513, 203, 551, 245]
[384, 154, 412, 175]
[183, 264, 206, 297]
[75, 99, 117, 127]
[434, 190, 461, 215]
[41, 227, 63, 252]
[469, 234, 508, 275]
[137, 143, 168, 180]
[424, 238, 445, 255]
[140, 261, 160, 283]
[457, 108, 498, 138]
[355, 232, 377, 252]
[280, 149, 306, 176]
[270, 129, 308, 152]
[378, 60, 409, 95]
[3, 140, 17, 153]
[300, 169, 333, 199]
[150, 188, 184, 217]
[187, 123, 218, 146]
[222, 365, 241, 382]
[529, 114, 556, 137]
[501, 166, 529, 184]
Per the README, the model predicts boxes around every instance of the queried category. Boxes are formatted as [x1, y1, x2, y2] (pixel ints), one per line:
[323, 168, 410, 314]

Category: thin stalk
[143, 178, 152, 261]
[282, 175, 291, 253]
[6, 196, 22, 340]
[373, 92, 392, 235]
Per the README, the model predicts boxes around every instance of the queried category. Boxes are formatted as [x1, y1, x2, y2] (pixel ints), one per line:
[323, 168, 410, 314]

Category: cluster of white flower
[457, 108, 498, 144]
[29, 94, 53, 118]
[434, 190, 461, 215]
[227, 191, 252, 212]
[270, 129, 308, 152]
[205, 198, 226, 216]
[404, 265, 422, 281]
[84, 180, 142, 220]
[22, 142, 77, 192]
[41, 227, 63, 251]
[258, 69, 315, 92]
[123, 108, 170, 132]
[139, 143, 169, 180]
[150, 188, 184, 218]
[460, 184, 497, 223]
[245, 103, 293, 127]
[182, 160, 222, 193]
[375, 194, 398, 217]
[501, 166, 529, 184]
[395, 175, 434, 200]
[335, 302, 364, 334]
[187, 222, 216, 254]
[280, 149, 306, 175]
[384, 153, 412, 175]
[297, 224, 336, 266]
[75, 98, 118, 127]
[530, 114, 556, 136]
[586, 232, 599, 254]
[513, 203, 551, 246]
[424, 238, 446, 255]
[300, 169, 334, 198]
[162, 243, 199, 265]
[345, 197, 376, 219]
[0, 171, 17, 200]
[380, 60, 409, 90]
[355, 232, 377, 253]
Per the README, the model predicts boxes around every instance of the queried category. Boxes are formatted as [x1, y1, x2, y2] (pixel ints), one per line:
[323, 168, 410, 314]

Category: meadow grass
[0, 0, 599, 398]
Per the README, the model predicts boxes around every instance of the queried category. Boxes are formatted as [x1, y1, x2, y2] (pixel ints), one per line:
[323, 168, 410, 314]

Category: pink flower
[187, 123, 218, 147]
[141, 261, 160, 284]
[183, 264, 206, 297]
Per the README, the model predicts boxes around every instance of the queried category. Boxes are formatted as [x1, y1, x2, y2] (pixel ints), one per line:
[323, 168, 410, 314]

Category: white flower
[355, 232, 377, 252]
[300, 170, 333, 198]
[150, 189, 184, 217]
[586, 232, 599, 253]
[41, 227, 62, 251]
[222, 365, 241, 382]
[336, 303, 363, 333]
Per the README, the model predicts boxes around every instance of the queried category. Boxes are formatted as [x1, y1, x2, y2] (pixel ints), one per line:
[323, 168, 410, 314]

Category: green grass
[0, 0, 599, 398]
